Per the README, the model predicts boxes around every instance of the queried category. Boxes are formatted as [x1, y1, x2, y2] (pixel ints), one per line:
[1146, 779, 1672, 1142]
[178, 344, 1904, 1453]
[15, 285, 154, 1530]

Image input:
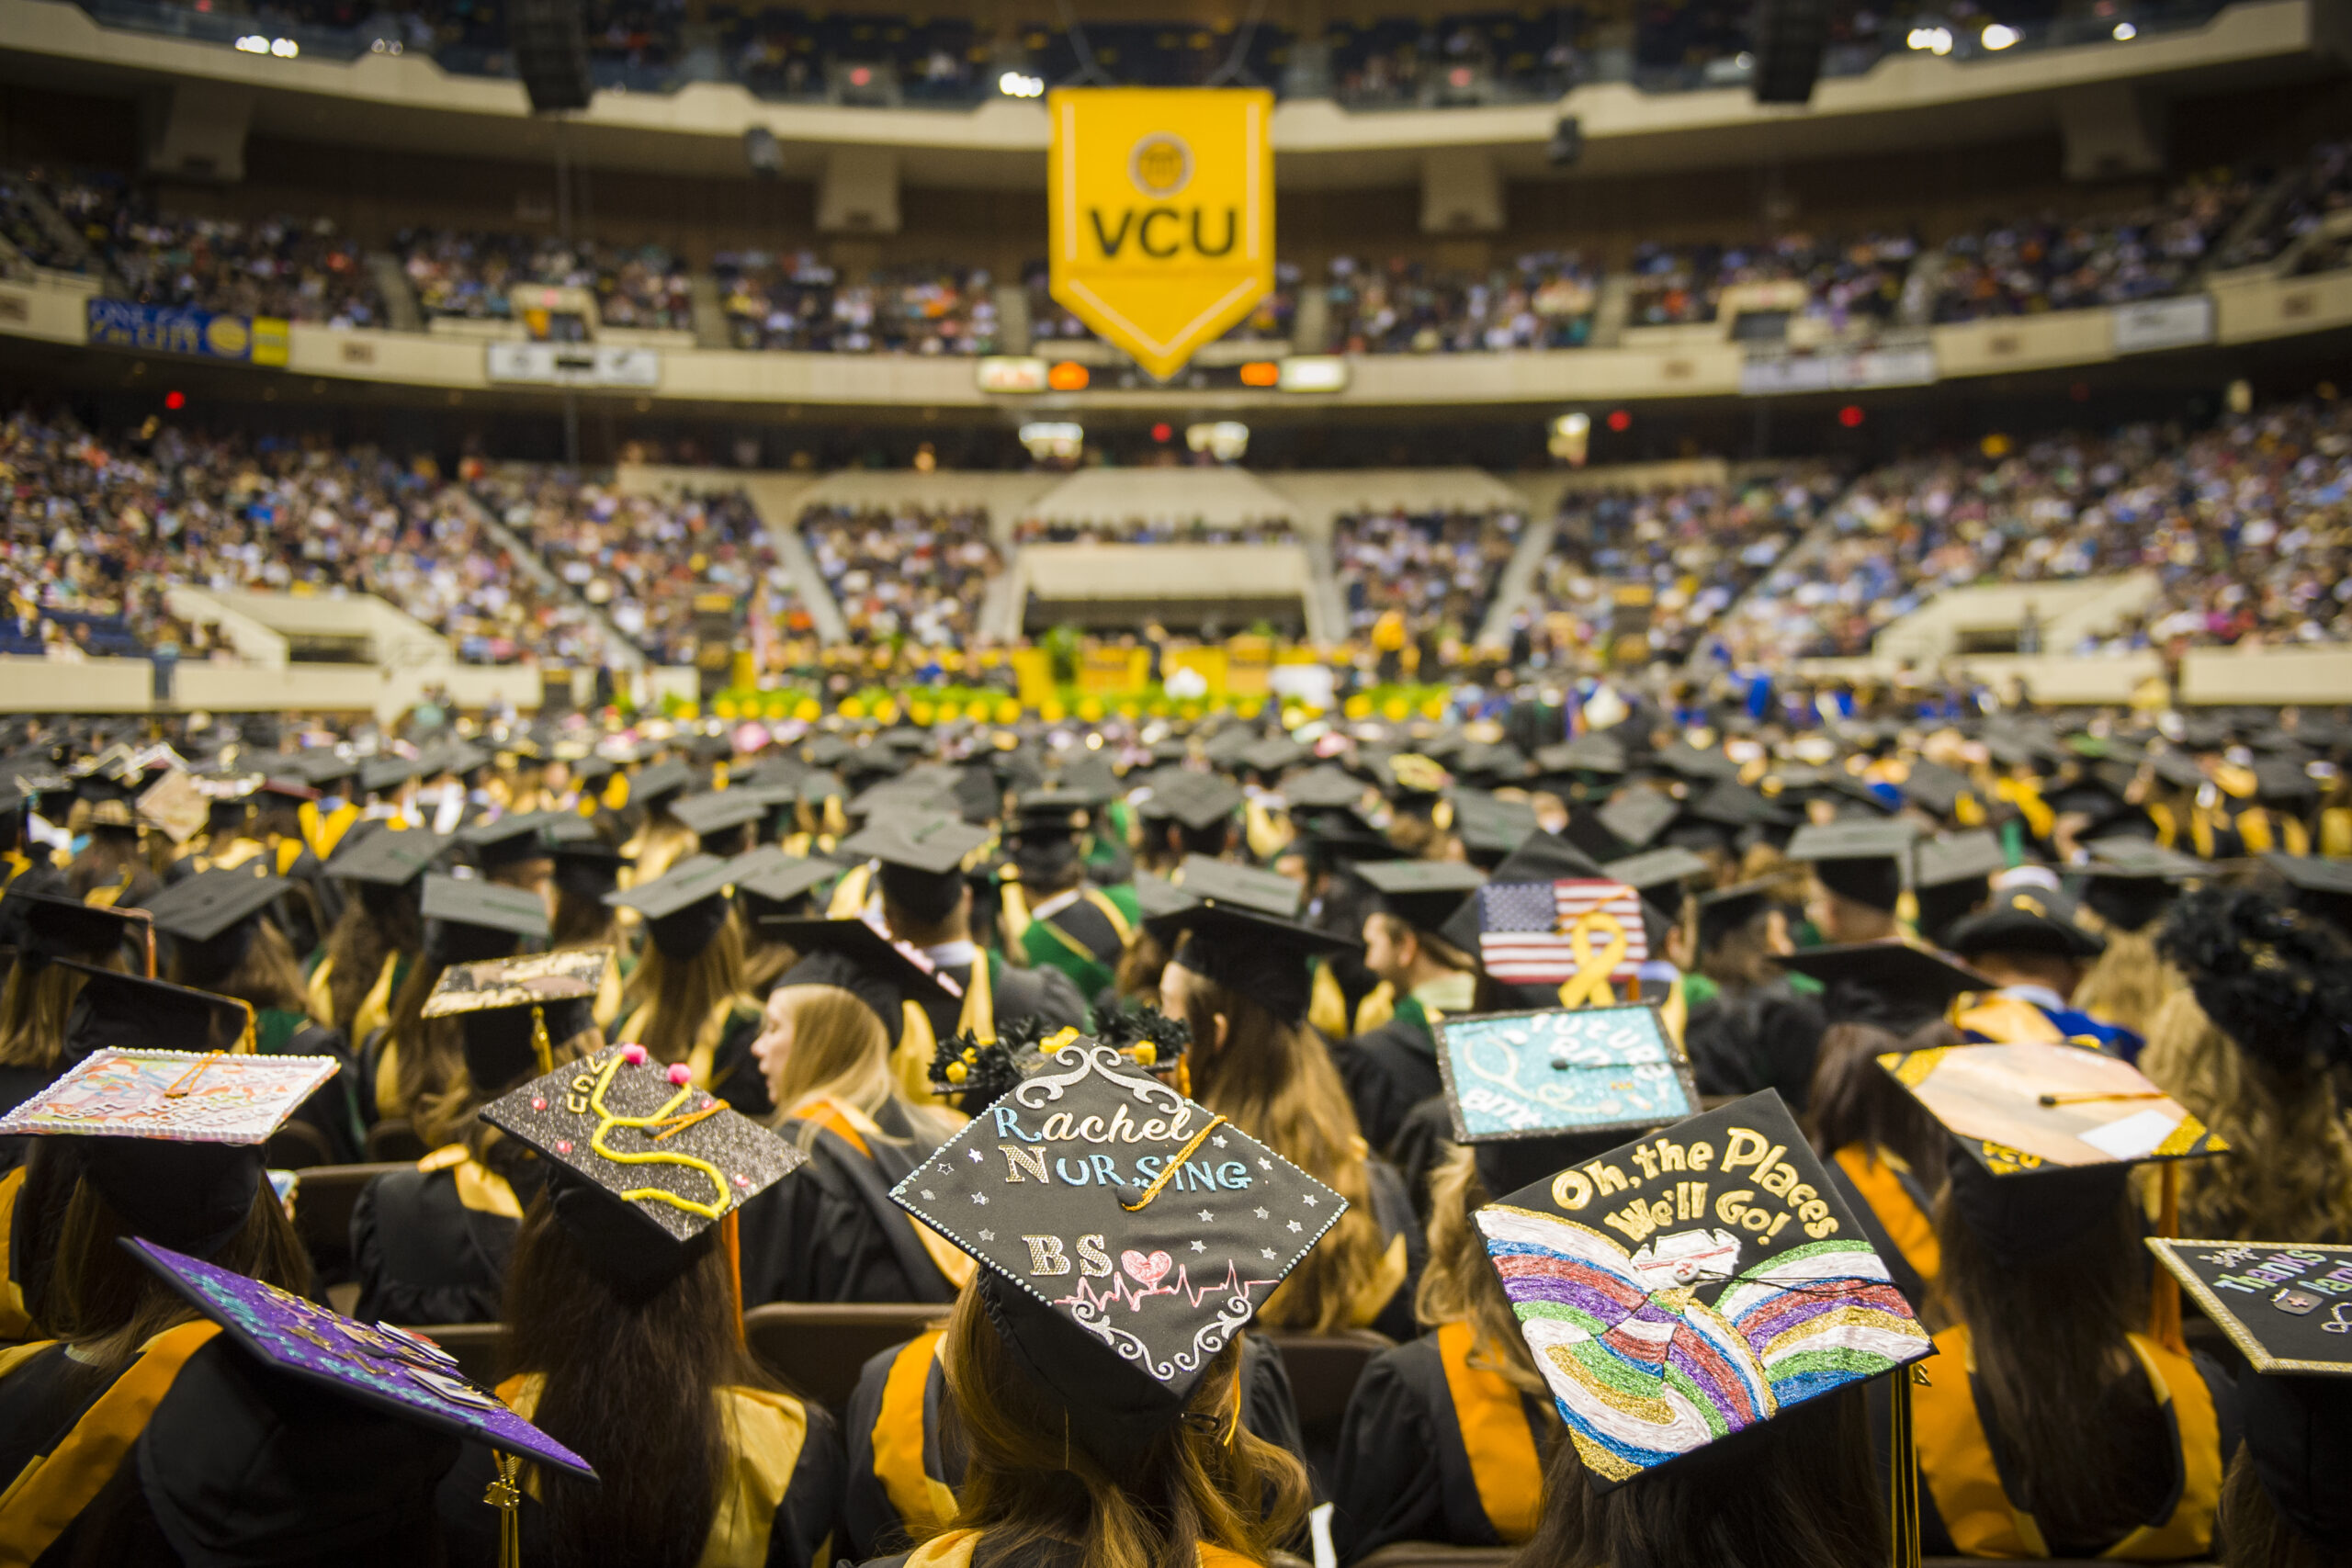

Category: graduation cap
[847, 773, 956, 821]
[607, 853, 737, 961]
[1280, 765, 1369, 812]
[1239, 734, 1308, 775]
[1911, 830, 2005, 946]
[1167, 853, 1304, 918]
[1292, 806, 1398, 868]
[1946, 886, 2105, 962]
[2146, 1238, 2352, 1547]
[1142, 772, 1242, 834]
[1895, 761, 1973, 819]
[1201, 727, 1262, 770]
[1878, 1038, 2222, 1180]
[2146, 750, 2205, 792]
[457, 813, 560, 871]
[1474, 1089, 1933, 1488]
[1450, 790, 1541, 866]
[0, 886, 151, 970]
[1454, 741, 1531, 785]
[1434, 1001, 1696, 1154]
[627, 759, 695, 811]
[1147, 869, 1354, 1024]
[1787, 819, 1917, 914]
[294, 750, 359, 792]
[802, 735, 855, 770]
[842, 814, 991, 876]
[1603, 847, 1713, 920]
[725, 846, 834, 919]
[889, 1034, 1343, 1467]
[1773, 941, 1989, 1013]
[669, 790, 769, 855]
[1128, 870, 1193, 921]
[570, 754, 617, 788]
[1535, 735, 1629, 778]
[1354, 858, 1486, 934]
[143, 865, 292, 985]
[359, 755, 419, 795]
[2253, 756, 2318, 804]
[2259, 853, 2352, 937]
[1007, 788, 1097, 840]
[423, 947, 606, 1091]
[1651, 739, 1741, 783]
[762, 917, 963, 1044]
[1695, 879, 1778, 953]
[1596, 790, 1678, 853]
[419, 873, 549, 964]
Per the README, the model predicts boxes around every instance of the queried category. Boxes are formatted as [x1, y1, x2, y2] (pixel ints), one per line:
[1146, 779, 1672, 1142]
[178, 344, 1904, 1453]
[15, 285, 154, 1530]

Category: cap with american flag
[1477, 879, 1648, 988]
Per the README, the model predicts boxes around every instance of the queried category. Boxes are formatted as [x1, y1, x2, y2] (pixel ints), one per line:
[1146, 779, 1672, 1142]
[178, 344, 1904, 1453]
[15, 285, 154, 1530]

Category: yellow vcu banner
[1048, 87, 1273, 381]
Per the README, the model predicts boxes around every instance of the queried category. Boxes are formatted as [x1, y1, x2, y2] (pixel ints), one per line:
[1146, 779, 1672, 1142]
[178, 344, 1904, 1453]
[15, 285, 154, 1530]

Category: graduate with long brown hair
[1804, 1019, 1958, 1292]
[306, 825, 440, 1048]
[0, 887, 145, 1156]
[607, 855, 770, 1113]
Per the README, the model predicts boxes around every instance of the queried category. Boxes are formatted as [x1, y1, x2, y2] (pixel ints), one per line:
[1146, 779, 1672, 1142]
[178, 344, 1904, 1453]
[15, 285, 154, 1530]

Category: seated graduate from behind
[729, 847, 835, 999]
[145, 866, 363, 1163]
[456, 811, 558, 904]
[1883, 1037, 2243, 1560]
[1331, 858, 1485, 1163]
[1948, 885, 2143, 1057]
[306, 826, 443, 1053]
[544, 816, 631, 1027]
[352, 947, 608, 1325]
[360, 873, 549, 1130]
[1802, 1021, 1959, 1297]
[854, 1032, 1320, 1568]
[735, 918, 973, 1305]
[840, 1012, 1307, 1560]
[437, 1041, 842, 1568]
[844, 812, 1087, 1096]
[605, 854, 770, 1114]
[1482, 1094, 1936, 1568]
[2070, 840, 2205, 1043]
[0, 888, 147, 1169]
[1000, 789, 1141, 1008]
[0, 1005, 460, 1565]
[1149, 856, 1426, 1340]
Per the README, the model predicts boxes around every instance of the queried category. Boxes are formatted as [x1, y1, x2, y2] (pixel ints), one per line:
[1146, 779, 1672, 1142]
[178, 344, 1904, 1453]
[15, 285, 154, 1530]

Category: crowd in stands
[1535, 470, 1839, 660]
[1326, 6, 1585, 104]
[717, 253, 999, 354]
[1717, 394, 2352, 662]
[1333, 506, 1521, 665]
[2217, 138, 2352, 270]
[1013, 516, 1296, 545]
[1324, 251, 1600, 353]
[1623, 231, 1916, 332]
[399, 230, 695, 332]
[801, 502, 1001, 645]
[0, 409, 604, 665]
[477, 470, 786, 665]
[1929, 166, 2254, 322]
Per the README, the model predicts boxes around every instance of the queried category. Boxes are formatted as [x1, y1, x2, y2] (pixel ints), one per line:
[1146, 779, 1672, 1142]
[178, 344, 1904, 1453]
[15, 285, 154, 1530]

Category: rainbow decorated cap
[1475, 1089, 1933, 1487]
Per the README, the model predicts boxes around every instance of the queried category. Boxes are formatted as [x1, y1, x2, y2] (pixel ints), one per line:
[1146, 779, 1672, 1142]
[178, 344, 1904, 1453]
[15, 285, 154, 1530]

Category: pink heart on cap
[1121, 1248, 1173, 1290]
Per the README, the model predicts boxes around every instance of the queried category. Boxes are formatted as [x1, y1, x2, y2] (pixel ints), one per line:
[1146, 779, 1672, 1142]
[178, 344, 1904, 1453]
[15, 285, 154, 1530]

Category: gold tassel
[530, 1005, 553, 1077]
[484, 1452, 524, 1568]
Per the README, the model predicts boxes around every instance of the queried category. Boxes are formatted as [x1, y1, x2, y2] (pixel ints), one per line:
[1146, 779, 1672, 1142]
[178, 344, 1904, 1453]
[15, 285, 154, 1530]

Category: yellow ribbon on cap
[1555, 909, 1628, 1010]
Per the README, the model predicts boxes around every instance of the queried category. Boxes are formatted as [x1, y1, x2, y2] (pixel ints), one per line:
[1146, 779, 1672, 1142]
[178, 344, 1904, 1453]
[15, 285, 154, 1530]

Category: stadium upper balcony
[0, 0, 2333, 178]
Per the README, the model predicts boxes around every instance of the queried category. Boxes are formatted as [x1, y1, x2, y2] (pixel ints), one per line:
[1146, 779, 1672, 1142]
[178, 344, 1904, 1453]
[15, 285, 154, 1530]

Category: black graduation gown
[1362, 1158, 1428, 1346]
[1330, 1012, 1443, 1165]
[259, 1012, 364, 1166]
[435, 1385, 845, 1568]
[1328, 1331, 1553, 1562]
[350, 1155, 546, 1325]
[927, 955, 1087, 1043]
[841, 1329, 1307, 1560]
[0, 1064, 53, 1175]
[1683, 979, 1827, 1111]
[0, 1333, 457, 1566]
[737, 1100, 960, 1307]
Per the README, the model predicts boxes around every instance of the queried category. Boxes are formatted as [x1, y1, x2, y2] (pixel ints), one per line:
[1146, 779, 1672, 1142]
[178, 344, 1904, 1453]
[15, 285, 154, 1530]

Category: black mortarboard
[1451, 790, 1541, 865]
[1773, 941, 1988, 1010]
[842, 814, 990, 877]
[1602, 847, 1712, 919]
[458, 813, 560, 870]
[1145, 772, 1243, 833]
[359, 755, 419, 795]
[1652, 739, 1740, 783]
[571, 755, 617, 788]
[1437, 831, 1608, 956]
[1202, 727, 1261, 770]
[481, 1043, 804, 1288]
[1281, 765, 1369, 812]
[1293, 806, 1399, 866]
[1455, 741, 1530, 785]
[890, 1036, 1341, 1466]
[420, 873, 548, 964]
[1687, 779, 1790, 831]
[628, 759, 695, 811]
[1787, 819, 1917, 913]
[295, 751, 359, 792]
[143, 865, 288, 945]
[2152, 1239, 2352, 1545]
[1695, 879, 1777, 953]
[763, 917, 963, 1043]
[1911, 830, 2005, 944]
[1, 887, 149, 970]
[1129, 870, 1193, 921]
[2261, 852, 2352, 939]
[2254, 756, 2317, 803]
[725, 846, 834, 917]
[328, 829, 450, 888]
[1896, 761, 1973, 818]
[1148, 868, 1355, 1024]
[1240, 735, 1308, 775]
[1167, 854, 1303, 918]
[423, 947, 607, 1090]
[2080, 839, 2203, 931]
[1008, 788, 1096, 840]
[57, 962, 256, 1064]
[1596, 790, 1678, 852]
[1474, 1089, 1932, 1487]
[669, 790, 770, 855]
[1534, 735, 1628, 778]
[607, 854, 736, 961]
[1947, 886, 2106, 962]
[1355, 858, 1486, 934]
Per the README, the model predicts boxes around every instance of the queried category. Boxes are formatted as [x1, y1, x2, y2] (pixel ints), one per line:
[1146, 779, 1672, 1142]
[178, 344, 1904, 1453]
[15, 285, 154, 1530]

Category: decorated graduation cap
[1787, 818, 1917, 913]
[607, 853, 737, 961]
[142, 865, 291, 987]
[1911, 830, 2005, 946]
[423, 947, 609, 1091]
[1, 1024, 335, 1257]
[420, 872, 550, 964]
[1147, 857, 1351, 1024]
[1475, 1089, 1933, 1487]
[1946, 885, 2105, 963]
[1469, 874, 1649, 1000]
[725, 845, 834, 919]
[328, 826, 450, 888]
[1436, 1002, 1698, 1197]
[0, 886, 151, 971]
[1437, 829, 1608, 957]
[670, 790, 769, 856]
[1879, 1039, 2222, 1180]
[1353, 858, 1486, 937]
[891, 1034, 1343, 1466]
[2146, 1238, 2352, 1547]
[1603, 846, 1712, 921]
[481, 1041, 806, 1291]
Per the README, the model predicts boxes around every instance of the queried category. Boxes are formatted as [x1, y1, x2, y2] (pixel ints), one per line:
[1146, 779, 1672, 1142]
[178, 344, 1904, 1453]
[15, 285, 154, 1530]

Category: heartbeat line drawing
[1053, 1259, 1279, 1314]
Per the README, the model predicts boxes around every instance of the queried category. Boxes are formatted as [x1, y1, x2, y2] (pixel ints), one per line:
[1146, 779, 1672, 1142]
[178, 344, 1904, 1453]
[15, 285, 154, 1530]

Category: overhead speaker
[510, 0, 592, 114]
[1547, 115, 1583, 167]
[1749, 0, 1828, 106]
